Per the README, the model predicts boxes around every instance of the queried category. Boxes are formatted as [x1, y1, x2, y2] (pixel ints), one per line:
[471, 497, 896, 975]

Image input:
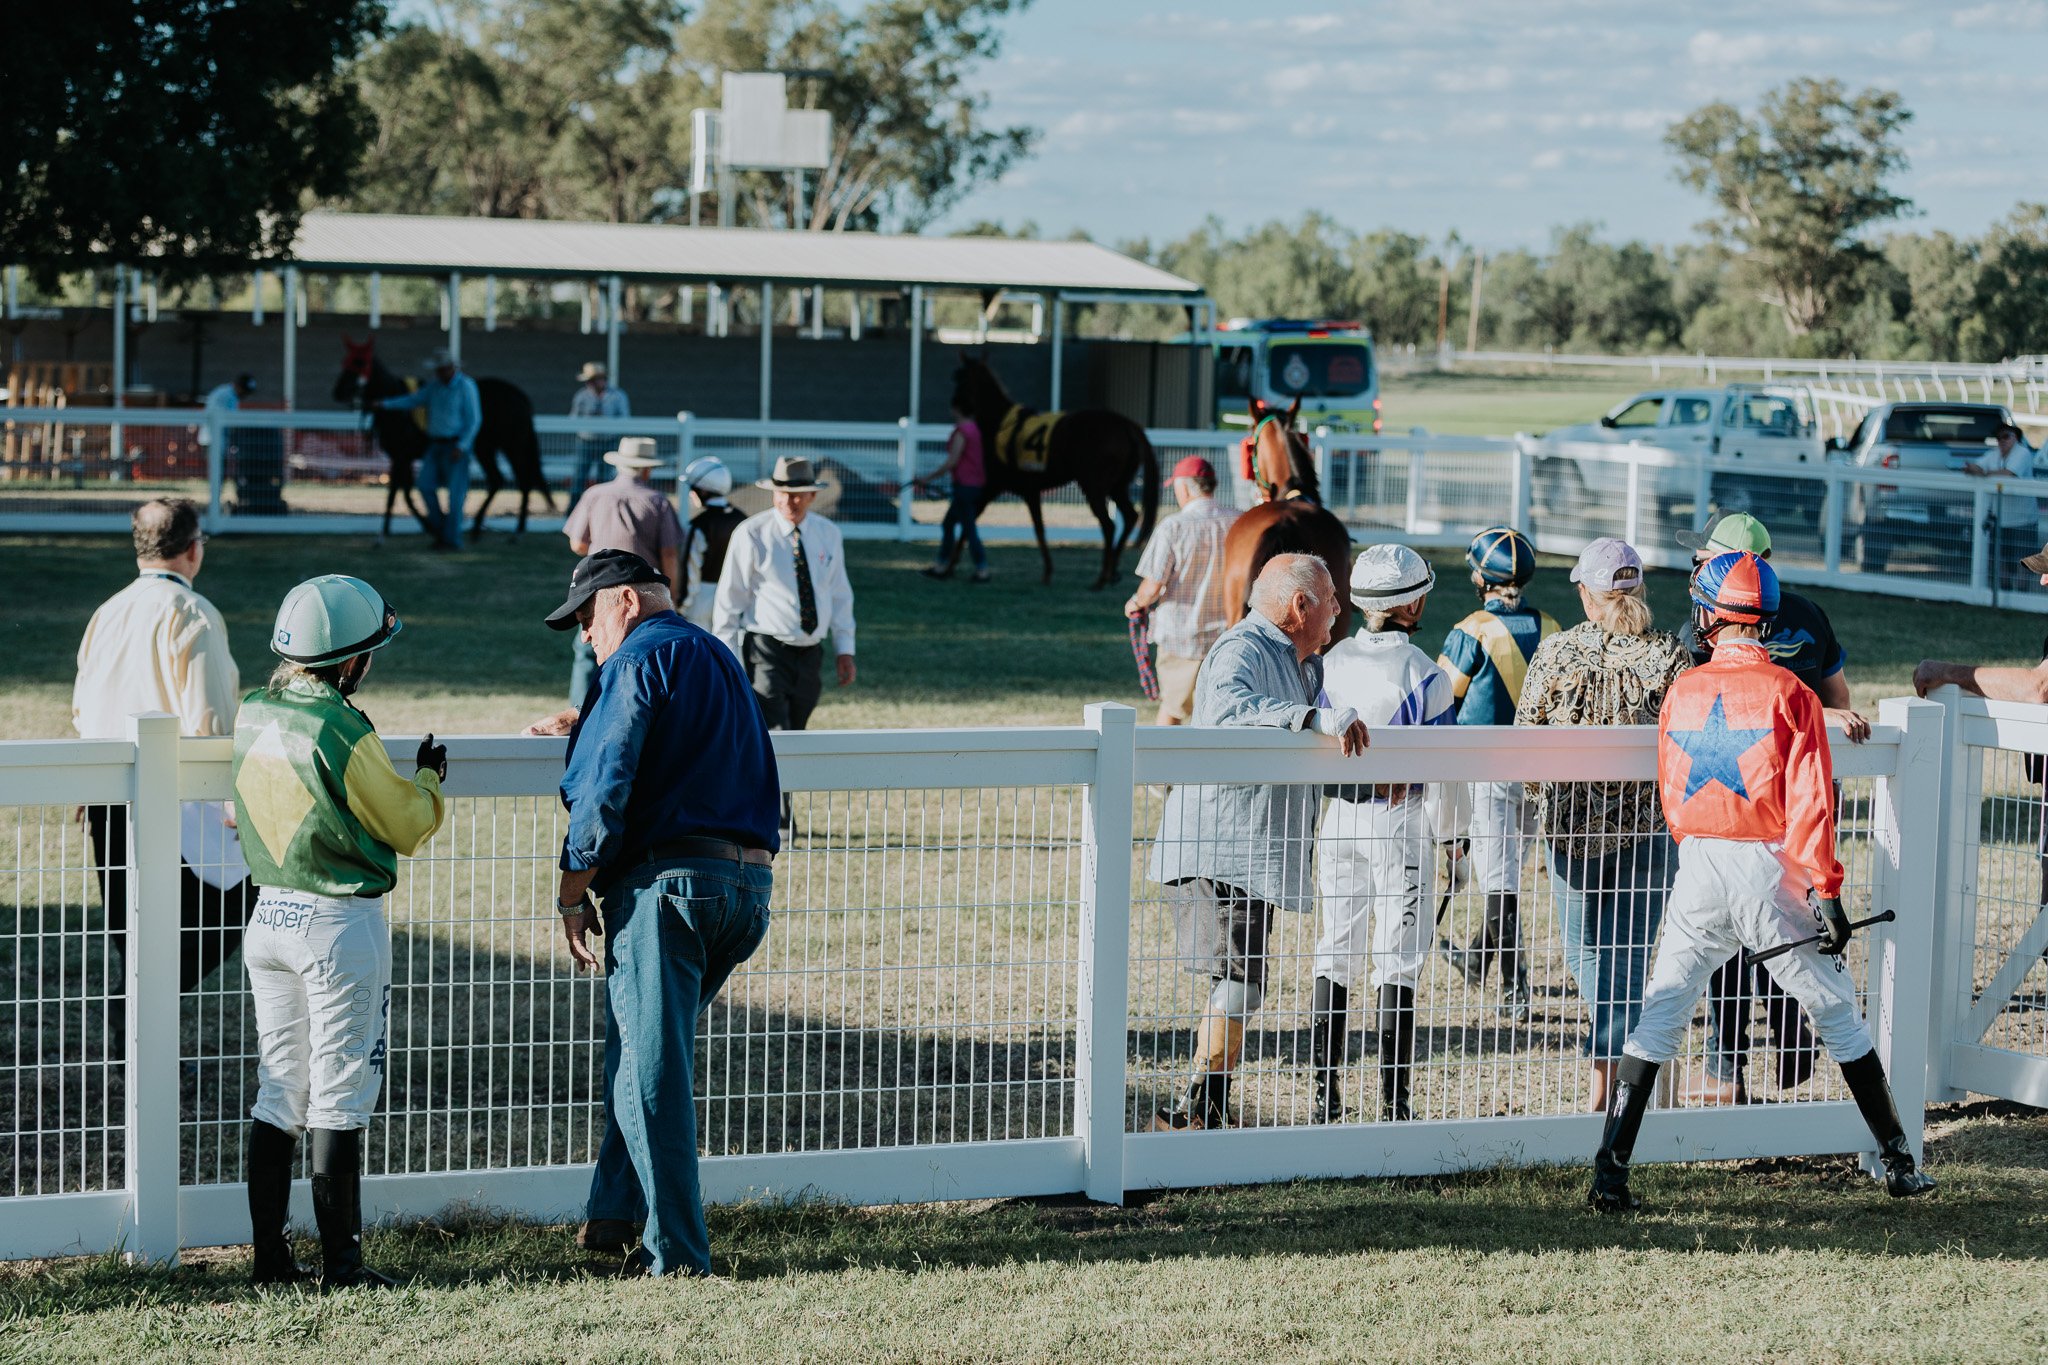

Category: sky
[934, 0, 2048, 252]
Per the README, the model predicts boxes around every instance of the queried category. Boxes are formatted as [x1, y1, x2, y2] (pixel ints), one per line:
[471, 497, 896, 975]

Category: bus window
[1216, 347, 1253, 400]
[1266, 343, 1373, 398]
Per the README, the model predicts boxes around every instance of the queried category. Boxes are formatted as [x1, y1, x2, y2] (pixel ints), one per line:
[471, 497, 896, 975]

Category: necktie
[792, 526, 819, 635]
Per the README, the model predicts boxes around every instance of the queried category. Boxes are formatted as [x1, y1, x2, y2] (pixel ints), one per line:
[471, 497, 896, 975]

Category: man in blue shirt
[375, 348, 483, 550]
[543, 548, 780, 1277]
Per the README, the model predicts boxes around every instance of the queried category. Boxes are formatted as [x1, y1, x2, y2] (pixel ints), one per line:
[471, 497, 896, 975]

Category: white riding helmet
[1349, 543, 1436, 611]
[271, 575, 402, 667]
[681, 456, 733, 497]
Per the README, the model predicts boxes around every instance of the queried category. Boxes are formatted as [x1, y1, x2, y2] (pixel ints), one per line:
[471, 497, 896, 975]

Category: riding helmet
[1689, 551, 1779, 626]
[1466, 526, 1536, 587]
[271, 576, 402, 667]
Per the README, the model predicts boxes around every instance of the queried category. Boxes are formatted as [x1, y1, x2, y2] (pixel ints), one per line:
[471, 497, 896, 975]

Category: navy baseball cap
[544, 548, 664, 630]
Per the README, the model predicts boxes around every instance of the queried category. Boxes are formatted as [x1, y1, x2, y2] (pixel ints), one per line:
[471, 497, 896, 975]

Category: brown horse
[949, 355, 1159, 589]
[1221, 396, 1354, 646]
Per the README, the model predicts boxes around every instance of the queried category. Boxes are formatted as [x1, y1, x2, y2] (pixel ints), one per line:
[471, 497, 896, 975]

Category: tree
[1969, 204, 2048, 362]
[1666, 79, 1913, 339]
[1, 0, 386, 282]
[349, 0, 1033, 233]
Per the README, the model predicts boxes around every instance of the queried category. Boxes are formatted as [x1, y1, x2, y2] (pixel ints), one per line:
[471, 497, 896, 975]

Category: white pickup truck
[1533, 384, 1830, 525]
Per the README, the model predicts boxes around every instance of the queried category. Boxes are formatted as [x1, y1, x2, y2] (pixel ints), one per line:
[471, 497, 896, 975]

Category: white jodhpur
[244, 888, 393, 1134]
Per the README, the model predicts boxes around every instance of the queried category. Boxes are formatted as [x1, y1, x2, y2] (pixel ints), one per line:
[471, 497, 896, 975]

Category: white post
[1692, 453, 1714, 535]
[758, 281, 773, 425]
[1049, 296, 1064, 411]
[1624, 457, 1642, 547]
[897, 416, 916, 543]
[446, 272, 462, 364]
[1872, 697, 1945, 1166]
[1926, 685, 1973, 1102]
[281, 268, 299, 411]
[1404, 446, 1424, 534]
[3, 264, 17, 319]
[484, 274, 498, 332]
[1078, 702, 1135, 1203]
[126, 712, 183, 1263]
[907, 285, 924, 424]
[204, 404, 226, 530]
[847, 290, 861, 341]
[680, 286, 694, 328]
[367, 271, 381, 329]
[1509, 433, 1532, 533]
[607, 275, 623, 384]
[1822, 466, 1845, 574]
[111, 266, 127, 465]
[1969, 488, 1990, 595]
[251, 271, 265, 325]
[675, 410, 695, 517]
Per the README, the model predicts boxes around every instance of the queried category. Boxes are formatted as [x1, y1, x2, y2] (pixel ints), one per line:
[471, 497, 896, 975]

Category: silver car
[1836, 402, 2026, 572]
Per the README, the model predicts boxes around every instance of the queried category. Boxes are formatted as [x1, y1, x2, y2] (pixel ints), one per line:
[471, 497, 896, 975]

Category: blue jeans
[1547, 834, 1672, 1060]
[572, 440, 605, 500]
[569, 636, 598, 709]
[937, 483, 987, 572]
[418, 439, 473, 547]
[587, 856, 771, 1276]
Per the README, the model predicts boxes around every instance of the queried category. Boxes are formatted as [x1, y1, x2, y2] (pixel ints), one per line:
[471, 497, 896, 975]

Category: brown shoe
[577, 1219, 640, 1255]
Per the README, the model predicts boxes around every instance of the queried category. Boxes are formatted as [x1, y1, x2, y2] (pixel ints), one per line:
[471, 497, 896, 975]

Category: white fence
[16, 691, 2044, 1266]
[5, 407, 2048, 613]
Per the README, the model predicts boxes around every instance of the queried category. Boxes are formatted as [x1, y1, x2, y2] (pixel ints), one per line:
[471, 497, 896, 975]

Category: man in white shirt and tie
[715, 457, 857, 746]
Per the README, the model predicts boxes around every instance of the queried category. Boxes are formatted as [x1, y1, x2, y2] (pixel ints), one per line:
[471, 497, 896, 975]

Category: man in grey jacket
[1149, 554, 1371, 1131]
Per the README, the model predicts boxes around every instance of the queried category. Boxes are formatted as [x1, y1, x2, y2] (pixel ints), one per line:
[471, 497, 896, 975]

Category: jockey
[1438, 526, 1558, 1020]
[1309, 544, 1457, 1124]
[1588, 551, 1936, 1211]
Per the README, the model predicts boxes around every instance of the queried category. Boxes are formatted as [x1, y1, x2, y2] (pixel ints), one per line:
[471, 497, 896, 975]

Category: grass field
[1, 1100, 2042, 1362]
[6, 528, 2047, 1361]
[1380, 369, 1646, 438]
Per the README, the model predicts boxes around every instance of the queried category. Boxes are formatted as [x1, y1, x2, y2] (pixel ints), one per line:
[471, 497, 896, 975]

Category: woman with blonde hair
[1514, 539, 1691, 1109]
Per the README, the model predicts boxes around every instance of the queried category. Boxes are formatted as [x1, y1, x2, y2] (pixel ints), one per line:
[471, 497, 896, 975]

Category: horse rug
[994, 407, 1061, 474]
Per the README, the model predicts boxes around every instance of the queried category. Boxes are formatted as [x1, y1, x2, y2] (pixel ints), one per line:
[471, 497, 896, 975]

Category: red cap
[1171, 455, 1215, 481]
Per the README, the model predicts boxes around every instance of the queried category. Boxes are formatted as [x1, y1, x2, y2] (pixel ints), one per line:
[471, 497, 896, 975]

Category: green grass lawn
[1380, 369, 1647, 438]
[1, 1101, 2042, 1362]
[3, 528, 2035, 741]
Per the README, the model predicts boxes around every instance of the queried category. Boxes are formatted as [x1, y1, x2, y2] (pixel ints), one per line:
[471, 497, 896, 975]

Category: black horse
[949, 354, 1159, 589]
[334, 336, 554, 540]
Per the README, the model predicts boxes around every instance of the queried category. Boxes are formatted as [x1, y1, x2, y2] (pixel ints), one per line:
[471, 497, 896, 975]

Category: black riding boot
[1494, 894, 1531, 1023]
[1589, 1055, 1659, 1212]
[1839, 1050, 1937, 1198]
[311, 1129, 397, 1290]
[1377, 985, 1416, 1122]
[1154, 1073, 1232, 1131]
[247, 1119, 312, 1287]
[1447, 898, 1500, 988]
[1310, 976, 1349, 1124]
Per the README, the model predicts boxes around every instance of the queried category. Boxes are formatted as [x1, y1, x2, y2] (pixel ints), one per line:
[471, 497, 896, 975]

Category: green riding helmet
[271, 575, 402, 667]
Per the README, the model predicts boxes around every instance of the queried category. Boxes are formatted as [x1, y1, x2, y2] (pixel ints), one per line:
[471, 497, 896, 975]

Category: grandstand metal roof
[287, 212, 1201, 297]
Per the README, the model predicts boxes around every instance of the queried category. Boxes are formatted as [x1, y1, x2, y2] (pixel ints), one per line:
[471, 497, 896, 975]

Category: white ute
[1533, 384, 1830, 525]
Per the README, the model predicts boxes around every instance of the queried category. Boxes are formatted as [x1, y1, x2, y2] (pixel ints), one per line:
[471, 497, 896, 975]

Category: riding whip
[1128, 610, 1159, 702]
[1741, 909, 1896, 968]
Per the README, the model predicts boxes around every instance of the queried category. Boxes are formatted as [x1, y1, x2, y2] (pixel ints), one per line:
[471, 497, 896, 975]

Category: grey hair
[595, 582, 674, 615]
[1250, 553, 1331, 618]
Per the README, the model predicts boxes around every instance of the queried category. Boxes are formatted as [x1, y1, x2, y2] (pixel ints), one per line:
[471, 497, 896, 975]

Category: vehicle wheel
[1536, 458, 1588, 516]
[1854, 527, 1890, 573]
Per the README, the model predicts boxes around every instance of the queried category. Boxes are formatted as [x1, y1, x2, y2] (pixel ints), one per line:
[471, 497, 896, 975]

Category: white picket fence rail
[4, 406, 2048, 612]
[16, 691, 2040, 1266]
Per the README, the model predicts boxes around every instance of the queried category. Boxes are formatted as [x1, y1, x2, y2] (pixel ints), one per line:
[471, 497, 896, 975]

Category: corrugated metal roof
[289, 212, 1200, 296]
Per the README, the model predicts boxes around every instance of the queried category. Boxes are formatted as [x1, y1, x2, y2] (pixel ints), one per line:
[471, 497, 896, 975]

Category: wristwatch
[557, 892, 592, 916]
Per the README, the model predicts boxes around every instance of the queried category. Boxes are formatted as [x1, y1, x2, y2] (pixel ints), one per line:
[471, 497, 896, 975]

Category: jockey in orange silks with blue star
[1587, 551, 1936, 1212]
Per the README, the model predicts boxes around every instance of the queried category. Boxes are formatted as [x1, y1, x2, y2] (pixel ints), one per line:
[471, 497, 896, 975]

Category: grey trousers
[742, 632, 824, 732]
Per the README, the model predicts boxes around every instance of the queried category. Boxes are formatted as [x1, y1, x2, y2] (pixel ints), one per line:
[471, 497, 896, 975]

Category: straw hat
[578, 362, 608, 382]
[603, 437, 664, 470]
[756, 455, 824, 492]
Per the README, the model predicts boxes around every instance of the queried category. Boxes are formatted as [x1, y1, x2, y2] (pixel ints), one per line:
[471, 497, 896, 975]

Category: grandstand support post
[1871, 697, 1944, 1166]
[907, 285, 924, 425]
[1079, 703, 1135, 1204]
[896, 417, 915, 542]
[126, 712, 182, 1264]
[282, 268, 298, 411]
[111, 266, 127, 468]
[1822, 467, 1845, 574]
[445, 272, 462, 364]
[1049, 294, 1064, 411]
[607, 275, 623, 384]
[758, 281, 773, 425]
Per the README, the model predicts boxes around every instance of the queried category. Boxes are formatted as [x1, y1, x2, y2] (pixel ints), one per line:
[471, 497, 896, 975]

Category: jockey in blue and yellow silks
[1438, 526, 1558, 1021]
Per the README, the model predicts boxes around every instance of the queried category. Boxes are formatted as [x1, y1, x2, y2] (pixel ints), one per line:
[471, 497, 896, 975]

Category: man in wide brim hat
[603, 436, 665, 471]
[755, 455, 825, 492]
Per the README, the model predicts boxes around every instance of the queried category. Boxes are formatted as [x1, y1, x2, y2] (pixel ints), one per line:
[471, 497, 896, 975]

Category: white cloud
[1434, 65, 1514, 94]
[1531, 149, 1567, 171]
[1953, 1, 2048, 29]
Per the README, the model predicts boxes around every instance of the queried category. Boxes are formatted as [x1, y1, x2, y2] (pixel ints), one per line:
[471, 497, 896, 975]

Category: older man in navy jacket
[542, 548, 780, 1277]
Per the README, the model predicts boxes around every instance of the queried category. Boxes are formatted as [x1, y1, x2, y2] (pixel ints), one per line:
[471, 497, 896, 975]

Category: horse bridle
[1247, 412, 1291, 498]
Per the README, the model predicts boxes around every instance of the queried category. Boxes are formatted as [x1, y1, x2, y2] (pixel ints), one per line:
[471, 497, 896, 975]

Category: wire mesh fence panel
[1, 805, 125, 1196]
[1415, 450, 1518, 540]
[1705, 470, 1829, 571]
[708, 786, 1083, 1154]
[1839, 473, 1982, 589]
[1530, 450, 1629, 544]
[1959, 746, 2048, 1061]
[1126, 770, 1884, 1132]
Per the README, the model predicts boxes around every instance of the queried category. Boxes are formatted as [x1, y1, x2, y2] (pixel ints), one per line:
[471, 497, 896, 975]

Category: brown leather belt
[647, 836, 774, 867]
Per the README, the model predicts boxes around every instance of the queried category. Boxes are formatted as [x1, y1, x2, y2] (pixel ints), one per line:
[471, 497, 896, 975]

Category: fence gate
[1933, 693, 2048, 1107]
